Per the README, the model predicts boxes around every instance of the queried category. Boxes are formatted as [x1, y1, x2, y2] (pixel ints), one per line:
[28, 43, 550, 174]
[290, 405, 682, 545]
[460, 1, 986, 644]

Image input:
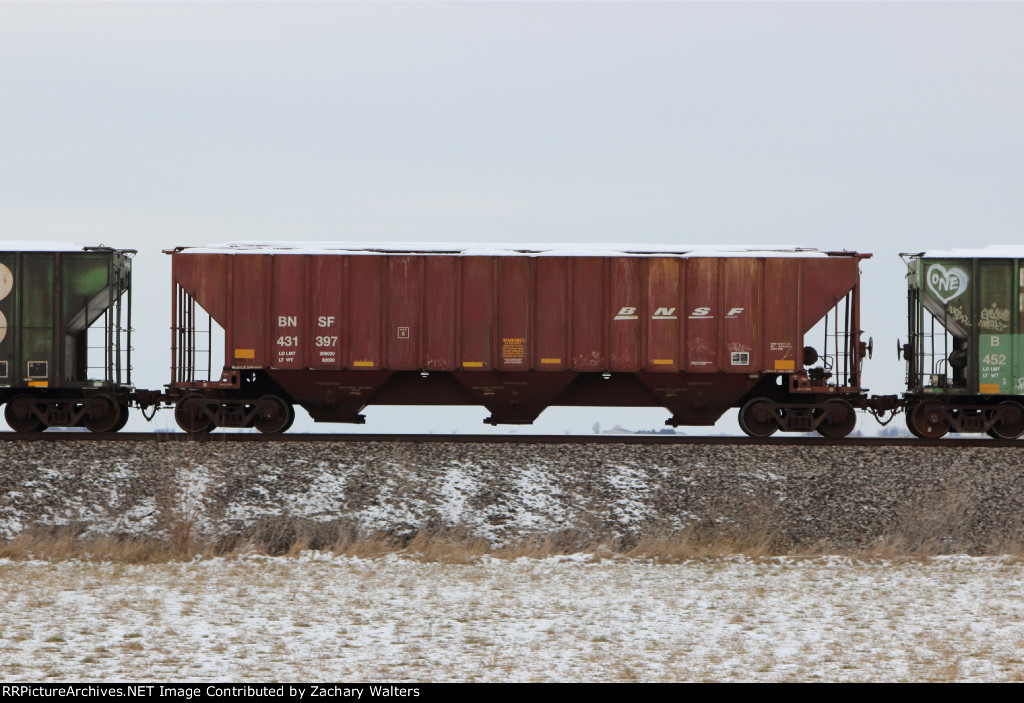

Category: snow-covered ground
[2, 553, 1023, 682]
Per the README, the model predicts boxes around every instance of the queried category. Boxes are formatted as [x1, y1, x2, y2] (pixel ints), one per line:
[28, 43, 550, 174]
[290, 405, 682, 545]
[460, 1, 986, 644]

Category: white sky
[2, 1, 1022, 434]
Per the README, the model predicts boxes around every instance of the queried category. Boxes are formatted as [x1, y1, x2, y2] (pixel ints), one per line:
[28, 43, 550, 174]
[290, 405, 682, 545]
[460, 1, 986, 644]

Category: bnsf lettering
[278, 316, 298, 327]
[614, 305, 747, 321]
[685, 306, 746, 319]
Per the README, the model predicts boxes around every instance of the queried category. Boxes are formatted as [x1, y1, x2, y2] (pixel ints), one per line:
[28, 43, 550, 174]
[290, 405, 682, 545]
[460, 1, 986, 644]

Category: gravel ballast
[2, 440, 1023, 553]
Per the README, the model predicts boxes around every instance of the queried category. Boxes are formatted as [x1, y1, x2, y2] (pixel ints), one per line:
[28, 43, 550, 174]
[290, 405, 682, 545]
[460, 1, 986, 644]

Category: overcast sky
[2, 1, 1022, 434]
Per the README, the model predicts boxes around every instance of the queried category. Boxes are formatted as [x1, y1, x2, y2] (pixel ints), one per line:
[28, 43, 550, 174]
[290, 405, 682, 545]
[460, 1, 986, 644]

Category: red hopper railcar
[166, 243, 871, 436]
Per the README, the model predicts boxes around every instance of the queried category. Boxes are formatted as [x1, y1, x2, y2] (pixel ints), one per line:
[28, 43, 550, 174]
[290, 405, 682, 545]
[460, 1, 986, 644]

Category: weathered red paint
[168, 246, 868, 426]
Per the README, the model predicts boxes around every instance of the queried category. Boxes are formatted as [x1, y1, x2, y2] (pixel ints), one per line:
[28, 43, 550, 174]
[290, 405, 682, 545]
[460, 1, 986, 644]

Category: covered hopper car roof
[911, 246, 1024, 259]
[0, 242, 135, 254]
[167, 242, 867, 258]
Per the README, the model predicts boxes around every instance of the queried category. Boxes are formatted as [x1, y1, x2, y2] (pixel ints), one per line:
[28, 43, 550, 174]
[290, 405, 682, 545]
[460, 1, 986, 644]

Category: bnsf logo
[614, 307, 744, 320]
[689, 307, 745, 320]
[276, 316, 337, 327]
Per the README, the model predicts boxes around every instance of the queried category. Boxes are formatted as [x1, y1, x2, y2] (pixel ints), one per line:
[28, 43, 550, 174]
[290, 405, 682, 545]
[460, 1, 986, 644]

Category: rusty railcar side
[166, 244, 871, 436]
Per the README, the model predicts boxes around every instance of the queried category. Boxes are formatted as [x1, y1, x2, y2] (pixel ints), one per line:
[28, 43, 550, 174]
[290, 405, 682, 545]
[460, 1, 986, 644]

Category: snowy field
[3, 553, 1024, 682]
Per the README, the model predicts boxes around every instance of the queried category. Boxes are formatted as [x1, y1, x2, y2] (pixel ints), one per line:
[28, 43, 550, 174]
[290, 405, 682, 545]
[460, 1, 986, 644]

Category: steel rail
[1, 432, 1023, 447]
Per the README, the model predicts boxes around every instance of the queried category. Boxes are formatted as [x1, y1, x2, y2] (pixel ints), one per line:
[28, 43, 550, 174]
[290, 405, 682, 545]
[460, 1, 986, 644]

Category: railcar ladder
[172, 285, 215, 384]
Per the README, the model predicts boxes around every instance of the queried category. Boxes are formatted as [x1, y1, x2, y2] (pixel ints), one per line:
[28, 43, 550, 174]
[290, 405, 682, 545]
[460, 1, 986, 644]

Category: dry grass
[624, 529, 779, 561]
[4, 516, 1023, 564]
[0, 530, 194, 564]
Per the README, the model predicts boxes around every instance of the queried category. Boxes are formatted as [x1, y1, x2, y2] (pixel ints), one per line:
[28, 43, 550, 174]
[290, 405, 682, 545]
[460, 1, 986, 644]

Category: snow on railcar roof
[169, 241, 852, 258]
[0, 242, 131, 252]
[914, 245, 1024, 259]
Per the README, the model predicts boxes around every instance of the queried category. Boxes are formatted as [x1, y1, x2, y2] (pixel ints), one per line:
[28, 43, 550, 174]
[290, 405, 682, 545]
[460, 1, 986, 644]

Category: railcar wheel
[112, 404, 131, 432]
[815, 399, 857, 438]
[739, 397, 778, 437]
[82, 397, 123, 433]
[986, 402, 1024, 439]
[175, 396, 215, 434]
[278, 405, 295, 433]
[4, 395, 45, 433]
[905, 408, 923, 438]
[253, 395, 294, 434]
[907, 401, 950, 439]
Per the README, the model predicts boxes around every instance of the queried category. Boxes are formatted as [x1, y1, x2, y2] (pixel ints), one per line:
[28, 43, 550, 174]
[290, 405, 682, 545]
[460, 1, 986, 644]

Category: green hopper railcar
[902, 246, 1024, 438]
[0, 244, 137, 432]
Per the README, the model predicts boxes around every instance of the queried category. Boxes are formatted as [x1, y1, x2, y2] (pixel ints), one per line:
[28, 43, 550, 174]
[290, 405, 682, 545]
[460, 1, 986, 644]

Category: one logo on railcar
[0, 263, 11, 344]
[926, 264, 969, 305]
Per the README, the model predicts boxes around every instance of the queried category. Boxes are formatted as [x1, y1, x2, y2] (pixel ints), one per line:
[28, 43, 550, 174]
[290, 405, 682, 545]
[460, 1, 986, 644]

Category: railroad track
[1, 432, 1022, 447]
